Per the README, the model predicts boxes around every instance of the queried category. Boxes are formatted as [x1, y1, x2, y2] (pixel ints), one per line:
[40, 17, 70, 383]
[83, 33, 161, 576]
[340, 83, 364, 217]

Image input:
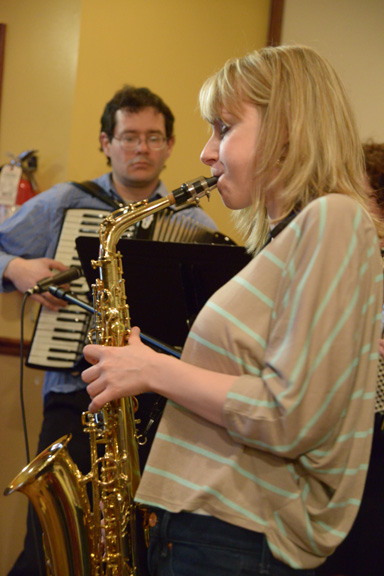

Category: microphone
[26, 266, 83, 295]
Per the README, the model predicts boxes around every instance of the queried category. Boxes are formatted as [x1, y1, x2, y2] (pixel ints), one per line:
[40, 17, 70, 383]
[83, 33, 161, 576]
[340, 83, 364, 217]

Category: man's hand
[4, 257, 70, 310]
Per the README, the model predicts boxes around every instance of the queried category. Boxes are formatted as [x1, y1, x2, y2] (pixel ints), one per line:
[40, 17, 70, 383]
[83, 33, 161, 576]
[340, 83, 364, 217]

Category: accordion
[26, 206, 231, 371]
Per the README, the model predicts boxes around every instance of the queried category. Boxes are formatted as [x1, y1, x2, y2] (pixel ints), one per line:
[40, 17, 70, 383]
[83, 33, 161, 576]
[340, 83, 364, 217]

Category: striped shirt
[136, 194, 383, 569]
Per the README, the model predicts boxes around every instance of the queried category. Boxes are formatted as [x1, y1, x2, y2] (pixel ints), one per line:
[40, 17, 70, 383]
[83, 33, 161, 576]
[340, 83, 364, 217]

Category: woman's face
[200, 103, 260, 210]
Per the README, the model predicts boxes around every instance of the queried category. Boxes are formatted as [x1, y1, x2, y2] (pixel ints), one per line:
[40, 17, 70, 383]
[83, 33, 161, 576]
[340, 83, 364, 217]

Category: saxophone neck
[101, 175, 218, 254]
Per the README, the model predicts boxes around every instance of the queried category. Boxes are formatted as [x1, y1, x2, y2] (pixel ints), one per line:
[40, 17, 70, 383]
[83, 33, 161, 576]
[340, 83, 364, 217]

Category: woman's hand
[82, 327, 157, 412]
[82, 326, 236, 427]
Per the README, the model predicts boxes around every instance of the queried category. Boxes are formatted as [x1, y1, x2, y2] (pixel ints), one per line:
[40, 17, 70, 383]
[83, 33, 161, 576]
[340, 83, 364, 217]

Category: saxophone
[4, 176, 217, 576]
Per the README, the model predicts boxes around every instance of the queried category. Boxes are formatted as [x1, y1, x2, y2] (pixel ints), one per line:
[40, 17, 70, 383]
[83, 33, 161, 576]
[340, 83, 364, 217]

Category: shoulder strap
[71, 180, 123, 210]
[259, 211, 298, 252]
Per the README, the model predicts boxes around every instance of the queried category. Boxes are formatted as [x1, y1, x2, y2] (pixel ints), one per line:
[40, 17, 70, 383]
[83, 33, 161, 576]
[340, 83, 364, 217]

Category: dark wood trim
[0, 24, 6, 115]
[267, 0, 285, 46]
[0, 337, 30, 357]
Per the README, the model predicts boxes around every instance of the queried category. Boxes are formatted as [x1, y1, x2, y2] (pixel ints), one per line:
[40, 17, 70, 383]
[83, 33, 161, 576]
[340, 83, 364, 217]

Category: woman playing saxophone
[82, 45, 384, 575]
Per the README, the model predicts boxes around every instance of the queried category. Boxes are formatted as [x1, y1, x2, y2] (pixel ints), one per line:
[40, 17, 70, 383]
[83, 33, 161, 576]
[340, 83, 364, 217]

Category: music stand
[76, 237, 251, 349]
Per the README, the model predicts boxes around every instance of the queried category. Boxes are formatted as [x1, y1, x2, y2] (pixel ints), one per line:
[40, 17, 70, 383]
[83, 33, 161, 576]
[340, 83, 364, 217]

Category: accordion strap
[71, 180, 123, 210]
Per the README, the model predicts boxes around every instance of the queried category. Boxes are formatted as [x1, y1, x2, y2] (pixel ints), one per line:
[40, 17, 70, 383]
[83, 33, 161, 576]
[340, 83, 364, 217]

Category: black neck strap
[260, 211, 298, 251]
[71, 180, 123, 210]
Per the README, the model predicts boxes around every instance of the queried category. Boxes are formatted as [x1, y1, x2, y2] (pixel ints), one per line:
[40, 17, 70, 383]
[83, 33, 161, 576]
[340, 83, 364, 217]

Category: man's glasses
[113, 134, 168, 151]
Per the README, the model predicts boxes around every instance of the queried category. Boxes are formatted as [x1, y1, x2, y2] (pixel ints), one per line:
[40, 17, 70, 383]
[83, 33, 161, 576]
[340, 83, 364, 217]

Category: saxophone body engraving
[4, 176, 217, 576]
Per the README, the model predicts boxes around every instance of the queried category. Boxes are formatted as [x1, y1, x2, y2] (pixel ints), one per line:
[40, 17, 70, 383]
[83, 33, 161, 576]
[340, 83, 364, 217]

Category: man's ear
[168, 136, 175, 153]
[166, 135, 175, 157]
[100, 132, 111, 156]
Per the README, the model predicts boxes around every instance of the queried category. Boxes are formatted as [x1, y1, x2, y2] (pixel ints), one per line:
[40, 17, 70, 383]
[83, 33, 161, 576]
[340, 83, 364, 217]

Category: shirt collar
[105, 173, 166, 205]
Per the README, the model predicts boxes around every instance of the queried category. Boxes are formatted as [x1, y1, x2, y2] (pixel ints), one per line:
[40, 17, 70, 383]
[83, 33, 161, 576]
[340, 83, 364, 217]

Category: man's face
[100, 107, 174, 193]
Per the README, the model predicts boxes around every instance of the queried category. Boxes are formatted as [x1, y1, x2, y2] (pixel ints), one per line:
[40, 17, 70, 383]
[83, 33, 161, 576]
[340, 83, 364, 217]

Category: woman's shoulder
[297, 193, 371, 232]
[275, 193, 379, 260]
[304, 193, 361, 215]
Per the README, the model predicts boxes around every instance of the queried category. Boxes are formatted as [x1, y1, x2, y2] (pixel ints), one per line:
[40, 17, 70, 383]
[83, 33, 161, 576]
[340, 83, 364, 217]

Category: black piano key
[47, 355, 79, 362]
[82, 213, 106, 219]
[53, 327, 87, 335]
[54, 309, 88, 317]
[57, 317, 87, 324]
[52, 336, 85, 343]
[48, 347, 78, 356]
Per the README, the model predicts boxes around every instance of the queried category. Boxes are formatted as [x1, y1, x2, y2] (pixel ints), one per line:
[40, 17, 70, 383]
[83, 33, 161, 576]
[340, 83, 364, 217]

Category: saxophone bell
[4, 435, 93, 576]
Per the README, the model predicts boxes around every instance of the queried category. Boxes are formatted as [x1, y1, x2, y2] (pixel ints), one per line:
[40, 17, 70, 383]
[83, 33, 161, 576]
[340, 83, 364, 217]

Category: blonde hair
[199, 45, 382, 253]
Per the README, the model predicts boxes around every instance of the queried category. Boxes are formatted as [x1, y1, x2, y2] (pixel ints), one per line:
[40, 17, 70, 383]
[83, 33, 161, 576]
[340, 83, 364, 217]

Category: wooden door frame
[267, 0, 285, 46]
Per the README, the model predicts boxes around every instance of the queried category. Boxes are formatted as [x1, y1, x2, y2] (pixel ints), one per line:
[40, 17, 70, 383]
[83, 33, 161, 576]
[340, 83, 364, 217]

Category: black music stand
[75, 237, 251, 349]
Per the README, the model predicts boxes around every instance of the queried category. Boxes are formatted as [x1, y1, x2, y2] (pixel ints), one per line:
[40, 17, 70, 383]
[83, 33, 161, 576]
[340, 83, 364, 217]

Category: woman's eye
[220, 123, 230, 138]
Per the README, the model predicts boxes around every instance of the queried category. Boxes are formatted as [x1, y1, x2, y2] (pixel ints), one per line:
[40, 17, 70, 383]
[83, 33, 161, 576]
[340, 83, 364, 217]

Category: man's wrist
[3, 256, 22, 282]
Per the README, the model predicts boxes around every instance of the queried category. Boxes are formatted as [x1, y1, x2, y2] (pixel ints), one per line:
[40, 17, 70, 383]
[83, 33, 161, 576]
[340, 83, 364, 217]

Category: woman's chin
[218, 190, 232, 209]
[219, 194, 244, 211]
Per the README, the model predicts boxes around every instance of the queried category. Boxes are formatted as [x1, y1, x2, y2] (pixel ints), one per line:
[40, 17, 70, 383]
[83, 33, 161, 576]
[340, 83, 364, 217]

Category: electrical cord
[19, 292, 45, 576]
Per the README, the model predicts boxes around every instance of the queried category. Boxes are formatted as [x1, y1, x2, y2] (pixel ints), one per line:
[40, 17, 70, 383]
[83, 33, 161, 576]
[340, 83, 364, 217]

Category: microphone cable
[19, 291, 45, 576]
[19, 292, 31, 463]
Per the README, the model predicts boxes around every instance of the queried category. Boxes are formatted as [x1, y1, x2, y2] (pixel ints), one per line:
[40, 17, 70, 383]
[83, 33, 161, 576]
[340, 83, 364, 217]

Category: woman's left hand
[82, 325, 236, 426]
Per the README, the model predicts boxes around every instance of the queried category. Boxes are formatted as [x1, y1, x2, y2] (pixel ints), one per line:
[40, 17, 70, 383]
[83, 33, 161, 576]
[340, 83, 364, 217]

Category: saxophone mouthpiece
[205, 176, 218, 188]
[171, 176, 218, 206]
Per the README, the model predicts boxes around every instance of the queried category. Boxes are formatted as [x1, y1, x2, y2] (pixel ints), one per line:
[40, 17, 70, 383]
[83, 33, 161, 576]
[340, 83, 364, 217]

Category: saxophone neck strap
[259, 211, 298, 252]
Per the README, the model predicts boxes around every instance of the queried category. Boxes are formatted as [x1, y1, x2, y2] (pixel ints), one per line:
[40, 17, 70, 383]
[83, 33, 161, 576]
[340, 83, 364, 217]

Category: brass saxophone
[4, 176, 217, 576]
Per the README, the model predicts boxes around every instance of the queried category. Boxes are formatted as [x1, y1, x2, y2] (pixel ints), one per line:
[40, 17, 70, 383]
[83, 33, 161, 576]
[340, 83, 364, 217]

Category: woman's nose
[200, 136, 218, 166]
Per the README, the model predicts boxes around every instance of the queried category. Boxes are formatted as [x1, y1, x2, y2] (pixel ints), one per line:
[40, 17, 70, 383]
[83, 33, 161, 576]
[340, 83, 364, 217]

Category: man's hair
[363, 141, 384, 213]
[100, 85, 175, 140]
[199, 45, 377, 253]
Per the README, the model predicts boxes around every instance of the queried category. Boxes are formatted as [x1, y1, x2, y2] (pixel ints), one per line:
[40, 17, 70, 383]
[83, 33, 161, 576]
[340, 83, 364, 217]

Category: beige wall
[282, 0, 384, 142]
[67, 0, 270, 243]
[1, 353, 44, 574]
[0, 2, 82, 571]
[0, 1, 269, 572]
[0, 0, 81, 191]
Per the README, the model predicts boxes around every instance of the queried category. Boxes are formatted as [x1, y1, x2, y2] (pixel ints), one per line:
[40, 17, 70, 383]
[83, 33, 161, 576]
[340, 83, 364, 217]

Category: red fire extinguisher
[0, 149, 39, 224]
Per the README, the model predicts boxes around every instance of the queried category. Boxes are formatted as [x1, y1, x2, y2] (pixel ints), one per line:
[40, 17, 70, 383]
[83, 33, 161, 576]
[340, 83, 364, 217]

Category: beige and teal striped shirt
[136, 194, 383, 569]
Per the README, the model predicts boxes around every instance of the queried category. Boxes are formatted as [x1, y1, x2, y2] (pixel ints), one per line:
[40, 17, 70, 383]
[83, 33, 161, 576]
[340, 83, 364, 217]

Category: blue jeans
[147, 509, 316, 576]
